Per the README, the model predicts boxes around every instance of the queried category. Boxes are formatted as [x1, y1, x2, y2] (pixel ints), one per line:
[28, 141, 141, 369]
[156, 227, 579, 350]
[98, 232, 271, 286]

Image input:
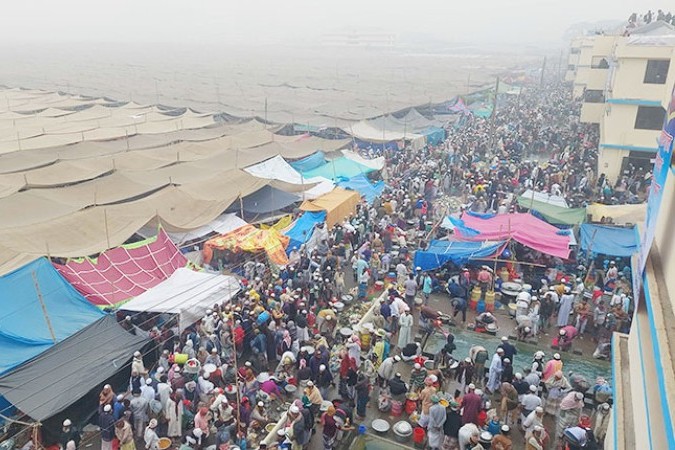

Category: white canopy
[243, 155, 334, 200]
[519, 189, 569, 208]
[122, 268, 240, 330]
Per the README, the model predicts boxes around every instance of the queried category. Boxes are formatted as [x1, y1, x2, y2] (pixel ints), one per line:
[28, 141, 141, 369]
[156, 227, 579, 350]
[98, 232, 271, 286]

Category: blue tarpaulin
[0, 258, 104, 375]
[421, 126, 446, 146]
[285, 211, 327, 251]
[301, 157, 374, 181]
[580, 224, 639, 257]
[337, 174, 385, 203]
[289, 151, 326, 172]
[413, 240, 505, 271]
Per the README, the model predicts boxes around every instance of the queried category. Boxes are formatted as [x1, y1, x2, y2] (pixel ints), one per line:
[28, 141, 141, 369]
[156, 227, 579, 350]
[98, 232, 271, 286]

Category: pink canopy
[55, 230, 188, 306]
[458, 212, 571, 259]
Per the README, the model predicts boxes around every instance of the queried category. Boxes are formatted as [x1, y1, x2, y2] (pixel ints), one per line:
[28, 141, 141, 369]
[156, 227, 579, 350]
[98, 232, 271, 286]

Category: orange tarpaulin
[299, 187, 360, 227]
[203, 225, 289, 265]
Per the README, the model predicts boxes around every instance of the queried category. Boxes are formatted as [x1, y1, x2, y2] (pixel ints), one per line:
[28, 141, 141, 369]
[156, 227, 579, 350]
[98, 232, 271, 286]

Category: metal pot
[392, 420, 413, 443]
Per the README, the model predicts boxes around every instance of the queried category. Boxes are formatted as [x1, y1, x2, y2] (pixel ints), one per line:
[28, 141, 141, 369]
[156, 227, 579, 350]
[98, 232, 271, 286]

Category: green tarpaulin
[516, 196, 587, 225]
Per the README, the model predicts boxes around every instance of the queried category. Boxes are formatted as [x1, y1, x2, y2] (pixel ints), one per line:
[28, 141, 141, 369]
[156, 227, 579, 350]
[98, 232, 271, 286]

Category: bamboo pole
[32, 271, 57, 343]
[471, 257, 546, 268]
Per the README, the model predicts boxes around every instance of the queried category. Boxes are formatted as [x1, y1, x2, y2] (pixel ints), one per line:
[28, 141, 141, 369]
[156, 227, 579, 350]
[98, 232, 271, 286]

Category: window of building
[634, 106, 666, 130]
[584, 89, 605, 103]
[644, 60, 670, 84]
[570, 48, 580, 54]
[568, 64, 575, 71]
[591, 56, 609, 69]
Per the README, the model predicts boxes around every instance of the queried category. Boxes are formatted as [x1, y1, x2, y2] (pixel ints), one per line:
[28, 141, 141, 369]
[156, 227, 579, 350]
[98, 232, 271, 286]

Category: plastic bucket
[174, 353, 188, 365]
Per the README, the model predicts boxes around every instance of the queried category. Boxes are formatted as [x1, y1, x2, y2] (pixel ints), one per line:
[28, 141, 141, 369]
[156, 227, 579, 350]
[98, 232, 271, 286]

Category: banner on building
[638, 85, 675, 277]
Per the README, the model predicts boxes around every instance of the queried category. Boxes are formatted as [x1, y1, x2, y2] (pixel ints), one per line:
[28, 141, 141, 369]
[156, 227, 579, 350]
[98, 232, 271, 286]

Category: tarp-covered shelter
[580, 224, 639, 257]
[284, 211, 327, 251]
[518, 190, 569, 208]
[289, 152, 327, 173]
[55, 230, 188, 307]
[301, 157, 375, 181]
[239, 185, 300, 215]
[243, 155, 334, 200]
[516, 197, 586, 225]
[137, 213, 249, 246]
[337, 174, 385, 204]
[414, 240, 505, 271]
[203, 225, 290, 266]
[0, 258, 104, 375]
[300, 188, 360, 228]
[586, 203, 646, 225]
[0, 315, 147, 421]
[120, 268, 240, 330]
[420, 127, 446, 146]
[456, 213, 572, 259]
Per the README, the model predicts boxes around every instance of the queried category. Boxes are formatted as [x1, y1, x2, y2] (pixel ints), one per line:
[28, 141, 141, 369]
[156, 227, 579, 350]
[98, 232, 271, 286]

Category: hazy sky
[1, 0, 673, 46]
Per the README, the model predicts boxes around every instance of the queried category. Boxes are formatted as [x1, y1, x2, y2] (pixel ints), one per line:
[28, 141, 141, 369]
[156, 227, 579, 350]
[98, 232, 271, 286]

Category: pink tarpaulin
[54, 230, 188, 306]
[458, 213, 571, 259]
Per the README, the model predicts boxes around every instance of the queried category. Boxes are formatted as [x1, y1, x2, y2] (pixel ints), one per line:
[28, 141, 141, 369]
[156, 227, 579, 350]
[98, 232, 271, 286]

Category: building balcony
[580, 102, 605, 123]
[586, 67, 609, 90]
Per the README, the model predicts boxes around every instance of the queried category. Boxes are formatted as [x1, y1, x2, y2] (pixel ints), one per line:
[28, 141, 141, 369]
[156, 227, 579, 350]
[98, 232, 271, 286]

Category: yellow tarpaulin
[300, 187, 360, 227]
[260, 215, 293, 231]
[203, 224, 289, 266]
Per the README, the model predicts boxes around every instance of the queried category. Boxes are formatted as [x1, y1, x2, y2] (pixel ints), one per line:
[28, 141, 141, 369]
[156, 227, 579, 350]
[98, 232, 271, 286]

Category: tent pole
[471, 257, 546, 268]
[31, 271, 57, 344]
[239, 194, 244, 219]
[104, 208, 111, 250]
[583, 229, 599, 287]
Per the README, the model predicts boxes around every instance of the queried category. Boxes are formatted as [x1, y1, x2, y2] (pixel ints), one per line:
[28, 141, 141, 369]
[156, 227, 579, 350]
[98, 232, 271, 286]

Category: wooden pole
[103, 208, 111, 250]
[32, 271, 57, 343]
[540, 56, 547, 87]
[471, 257, 546, 268]
[583, 229, 599, 286]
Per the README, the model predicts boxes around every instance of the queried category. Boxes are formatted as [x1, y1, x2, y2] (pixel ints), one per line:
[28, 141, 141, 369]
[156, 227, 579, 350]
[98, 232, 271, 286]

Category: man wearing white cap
[486, 348, 504, 393]
[397, 306, 414, 349]
[377, 355, 401, 387]
[60, 419, 80, 449]
[491, 424, 512, 450]
[131, 351, 147, 376]
[144, 419, 160, 450]
[140, 378, 155, 403]
[520, 385, 542, 423]
[99, 404, 116, 450]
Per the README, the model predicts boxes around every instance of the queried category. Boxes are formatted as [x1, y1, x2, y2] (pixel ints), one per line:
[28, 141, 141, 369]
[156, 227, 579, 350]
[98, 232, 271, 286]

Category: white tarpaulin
[519, 190, 569, 208]
[243, 155, 335, 200]
[138, 213, 249, 246]
[121, 268, 240, 330]
[341, 149, 385, 170]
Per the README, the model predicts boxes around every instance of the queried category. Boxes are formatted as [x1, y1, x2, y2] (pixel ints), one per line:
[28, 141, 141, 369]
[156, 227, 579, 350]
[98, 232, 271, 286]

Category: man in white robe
[486, 348, 504, 393]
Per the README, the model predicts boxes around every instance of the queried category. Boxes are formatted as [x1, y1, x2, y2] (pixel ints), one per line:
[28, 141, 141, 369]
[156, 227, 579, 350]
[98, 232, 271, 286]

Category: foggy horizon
[2, 0, 673, 48]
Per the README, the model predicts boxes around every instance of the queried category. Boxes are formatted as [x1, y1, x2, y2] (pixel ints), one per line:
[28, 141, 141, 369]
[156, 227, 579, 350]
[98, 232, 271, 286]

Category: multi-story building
[566, 36, 583, 84]
[609, 82, 675, 450]
[569, 21, 675, 184]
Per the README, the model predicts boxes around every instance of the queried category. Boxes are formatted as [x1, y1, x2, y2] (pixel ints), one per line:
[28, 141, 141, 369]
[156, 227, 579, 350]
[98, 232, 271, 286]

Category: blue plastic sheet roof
[0, 258, 104, 375]
[413, 240, 505, 271]
[337, 174, 385, 204]
[285, 211, 327, 251]
[289, 151, 326, 172]
[580, 224, 639, 257]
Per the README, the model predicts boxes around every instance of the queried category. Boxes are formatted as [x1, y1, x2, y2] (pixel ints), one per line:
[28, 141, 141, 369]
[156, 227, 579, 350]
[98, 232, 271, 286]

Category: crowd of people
[42, 80, 631, 450]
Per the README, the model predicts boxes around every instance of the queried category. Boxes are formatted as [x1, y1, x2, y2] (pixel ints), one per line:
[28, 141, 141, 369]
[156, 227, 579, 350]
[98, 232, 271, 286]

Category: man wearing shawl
[544, 371, 571, 416]
[556, 391, 585, 440]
